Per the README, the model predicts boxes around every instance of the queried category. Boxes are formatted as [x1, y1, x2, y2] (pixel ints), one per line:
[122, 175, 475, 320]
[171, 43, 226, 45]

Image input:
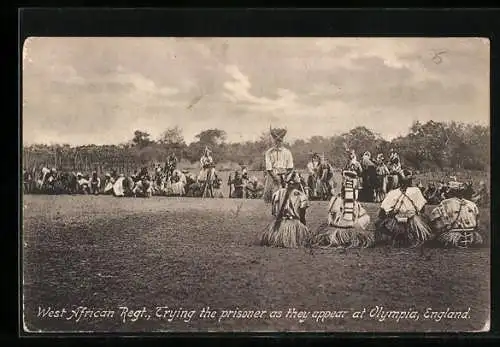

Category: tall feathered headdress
[269, 125, 287, 141]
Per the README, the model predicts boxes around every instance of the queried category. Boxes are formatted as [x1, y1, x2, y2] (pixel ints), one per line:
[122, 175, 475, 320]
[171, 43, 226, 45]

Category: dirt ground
[22, 195, 490, 333]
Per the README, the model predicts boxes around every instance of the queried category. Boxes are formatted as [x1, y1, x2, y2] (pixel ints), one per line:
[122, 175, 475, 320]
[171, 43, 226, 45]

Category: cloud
[22, 37, 489, 146]
[223, 65, 298, 113]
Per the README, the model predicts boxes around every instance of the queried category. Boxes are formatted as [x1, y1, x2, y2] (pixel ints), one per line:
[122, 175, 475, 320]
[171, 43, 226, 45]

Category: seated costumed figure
[90, 171, 101, 195]
[312, 169, 373, 248]
[170, 169, 186, 196]
[260, 170, 310, 248]
[103, 173, 115, 195]
[153, 166, 166, 196]
[429, 189, 482, 248]
[133, 167, 153, 197]
[245, 176, 264, 199]
[375, 169, 432, 247]
[45, 168, 58, 194]
[112, 173, 130, 197]
[230, 171, 245, 198]
[37, 167, 50, 191]
[76, 172, 90, 194]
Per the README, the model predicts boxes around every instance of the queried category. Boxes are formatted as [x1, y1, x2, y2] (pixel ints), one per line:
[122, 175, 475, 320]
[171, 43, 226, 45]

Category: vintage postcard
[22, 37, 490, 333]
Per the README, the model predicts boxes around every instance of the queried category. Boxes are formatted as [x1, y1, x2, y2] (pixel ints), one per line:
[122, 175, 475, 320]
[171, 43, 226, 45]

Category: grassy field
[22, 194, 490, 333]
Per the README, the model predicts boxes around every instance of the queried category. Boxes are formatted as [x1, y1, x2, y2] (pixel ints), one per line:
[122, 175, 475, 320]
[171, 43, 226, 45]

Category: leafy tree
[194, 129, 227, 147]
[131, 130, 153, 148]
[158, 126, 185, 147]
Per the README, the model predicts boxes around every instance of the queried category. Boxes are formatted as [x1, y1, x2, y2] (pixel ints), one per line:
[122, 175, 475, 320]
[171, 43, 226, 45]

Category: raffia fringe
[436, 230, 483, 247]
[376, 215, 433, 247]
[260, 219, 311, 248]
[311, 225, 375, 249]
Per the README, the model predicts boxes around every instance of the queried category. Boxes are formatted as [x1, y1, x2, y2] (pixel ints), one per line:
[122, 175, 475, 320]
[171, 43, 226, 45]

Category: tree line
[23, 121, 490, 173]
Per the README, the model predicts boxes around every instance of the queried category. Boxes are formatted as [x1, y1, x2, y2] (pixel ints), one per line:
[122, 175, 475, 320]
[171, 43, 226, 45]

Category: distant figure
[263, 127, 294, 203]
[245, 176, 265, 199]
[198, 146, 215, 183]
[387, 148, 402, 191]
[76, 172, 90, 194]
[307, 153, 333, 200]
[112, 174, 126, 197]
[133, 168, 153, 197]
[165, 153, 178, 179]
[360, 151, 377, 202]
[153, 166, 166, 196]
[374, 153, 390, 202]
[229, 171, 245, 198]
[90, 171, 101, 195]
[170, 169, 186, 196]
[23, 169, 33, 194]
[344, 150, 362, 200]
[240, 164, 249, 181]
[388, 148, 402, 174]
[345, 150, 363, 176]
[306, 152, 322, 198]
[45, 168, 58, 193]
[103, 173, 114, 195]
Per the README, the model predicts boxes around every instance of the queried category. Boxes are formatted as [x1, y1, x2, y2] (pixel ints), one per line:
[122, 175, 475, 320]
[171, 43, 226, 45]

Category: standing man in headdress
[386, 148, 403, 191]
[344, 149, 363, 195]
[388, 148, 402, 174]
[360, 151, 377, 202]
[374, 153, 390, 202]
[165, 152, 178, 179]
[345, 149, 363, 176]
[199, 146, 216, 185]
[306, 152, 321, 198]
[263, 127, 294, 203]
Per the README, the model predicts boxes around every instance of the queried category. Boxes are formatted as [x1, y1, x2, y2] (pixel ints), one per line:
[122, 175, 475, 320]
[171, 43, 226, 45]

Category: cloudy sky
[22, 37, 490, 145]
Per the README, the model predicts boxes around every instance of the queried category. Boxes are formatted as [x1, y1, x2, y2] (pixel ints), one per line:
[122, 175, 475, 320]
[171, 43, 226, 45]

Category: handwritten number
[432, 50, 447, 64]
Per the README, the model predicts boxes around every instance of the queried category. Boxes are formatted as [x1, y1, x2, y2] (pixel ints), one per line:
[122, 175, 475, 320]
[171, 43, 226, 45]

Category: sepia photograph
[22, 37, 490, 333]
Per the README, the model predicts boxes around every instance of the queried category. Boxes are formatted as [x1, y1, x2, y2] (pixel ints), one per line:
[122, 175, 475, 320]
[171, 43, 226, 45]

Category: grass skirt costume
[430, 197, 482, 248]
[375, 186, 432, 247]
[260, 173, 311, 248]
[311, 170, 374, 248]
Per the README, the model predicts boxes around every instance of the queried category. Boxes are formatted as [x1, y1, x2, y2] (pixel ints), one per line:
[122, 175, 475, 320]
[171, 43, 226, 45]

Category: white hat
[77, 172, 82, 177]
